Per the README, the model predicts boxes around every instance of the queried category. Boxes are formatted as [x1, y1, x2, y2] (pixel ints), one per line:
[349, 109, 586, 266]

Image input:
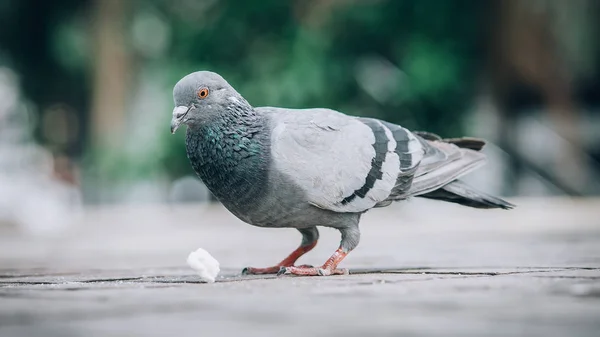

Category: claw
[277, 266, 288, 276]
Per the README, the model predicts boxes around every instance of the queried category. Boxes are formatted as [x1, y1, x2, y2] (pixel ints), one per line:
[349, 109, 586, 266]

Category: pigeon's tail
[419, 180, 515, 210]
[410, 131, 513, 209]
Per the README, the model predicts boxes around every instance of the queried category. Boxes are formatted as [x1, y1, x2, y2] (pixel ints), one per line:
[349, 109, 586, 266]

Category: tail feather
[419, 180, 515, 210]
[406, 131, 512, 210]
[442, 137, 486, 151]
[413, 131, 486, 151]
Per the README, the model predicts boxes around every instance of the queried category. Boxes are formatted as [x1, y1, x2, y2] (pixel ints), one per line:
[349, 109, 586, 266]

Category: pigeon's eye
[198, 88, 209, 99]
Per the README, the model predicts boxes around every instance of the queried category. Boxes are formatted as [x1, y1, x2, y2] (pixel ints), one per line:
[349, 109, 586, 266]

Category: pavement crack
[347, 267, 577, 277]
[0, 277, 144, 287]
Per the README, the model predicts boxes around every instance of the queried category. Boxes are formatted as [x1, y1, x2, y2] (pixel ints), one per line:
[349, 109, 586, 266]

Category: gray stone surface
[1, 198, 599, 336]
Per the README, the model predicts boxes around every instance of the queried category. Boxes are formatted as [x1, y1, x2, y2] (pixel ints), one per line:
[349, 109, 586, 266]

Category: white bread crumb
[186, 248, 220, 283]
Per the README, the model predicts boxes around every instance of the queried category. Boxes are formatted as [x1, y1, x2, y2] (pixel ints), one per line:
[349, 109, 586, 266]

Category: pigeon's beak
[171, 105, 191, 134]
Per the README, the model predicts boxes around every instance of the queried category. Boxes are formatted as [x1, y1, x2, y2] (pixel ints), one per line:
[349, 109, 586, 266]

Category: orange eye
[198, 88, 209, 99]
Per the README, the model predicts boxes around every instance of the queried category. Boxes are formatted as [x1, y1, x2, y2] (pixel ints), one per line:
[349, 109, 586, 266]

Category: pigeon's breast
[185, 126, 270, 221]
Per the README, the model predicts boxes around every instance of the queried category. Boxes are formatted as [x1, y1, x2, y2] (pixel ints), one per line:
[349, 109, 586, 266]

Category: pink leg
[242, 240, 317, 275]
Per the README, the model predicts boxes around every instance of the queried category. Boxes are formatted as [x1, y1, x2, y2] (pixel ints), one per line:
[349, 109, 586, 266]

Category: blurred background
[0, 0, 599, 234]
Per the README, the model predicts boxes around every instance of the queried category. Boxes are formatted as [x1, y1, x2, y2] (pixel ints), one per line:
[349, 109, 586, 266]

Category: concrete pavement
[1, 198, 599, 336]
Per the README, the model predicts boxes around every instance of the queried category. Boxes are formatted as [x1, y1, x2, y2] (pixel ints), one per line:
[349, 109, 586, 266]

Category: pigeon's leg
[241, 227, 319, 275]
[279, 226, 360, 276]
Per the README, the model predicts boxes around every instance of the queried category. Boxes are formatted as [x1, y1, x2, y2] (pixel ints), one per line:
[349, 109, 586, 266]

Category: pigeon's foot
[242, 264, 314, 275]
[277, 266, 349, 276]
[277, 248, 349, 277]
[241, 240, 318, 275]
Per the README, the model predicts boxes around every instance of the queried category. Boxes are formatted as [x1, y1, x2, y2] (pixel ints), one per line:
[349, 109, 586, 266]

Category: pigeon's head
[170, 71, 248, 134]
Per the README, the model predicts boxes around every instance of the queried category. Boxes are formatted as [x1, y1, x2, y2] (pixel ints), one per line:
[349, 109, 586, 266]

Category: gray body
[184, 106, 362, 250]
[171, 71, 514, 254]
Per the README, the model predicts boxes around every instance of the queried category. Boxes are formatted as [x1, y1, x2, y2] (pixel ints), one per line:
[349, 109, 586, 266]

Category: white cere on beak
[173, 106, 189, 119]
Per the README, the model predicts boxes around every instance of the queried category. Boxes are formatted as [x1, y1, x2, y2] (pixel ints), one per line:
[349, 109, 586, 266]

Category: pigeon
[170, 71, 515, 277]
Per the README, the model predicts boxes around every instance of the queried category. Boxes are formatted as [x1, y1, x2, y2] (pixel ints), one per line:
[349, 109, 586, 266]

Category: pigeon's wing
[265, 107, 422, 213]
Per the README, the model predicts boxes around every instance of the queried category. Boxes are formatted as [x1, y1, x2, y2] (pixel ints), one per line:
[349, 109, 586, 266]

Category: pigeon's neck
[185, 106, 269, 217]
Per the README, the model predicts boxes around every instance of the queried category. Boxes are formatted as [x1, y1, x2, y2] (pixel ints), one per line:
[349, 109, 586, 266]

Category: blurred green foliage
[164, 0, 484, 127]
[157, 0, 486, 179]
[1, 0, 487, 182]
